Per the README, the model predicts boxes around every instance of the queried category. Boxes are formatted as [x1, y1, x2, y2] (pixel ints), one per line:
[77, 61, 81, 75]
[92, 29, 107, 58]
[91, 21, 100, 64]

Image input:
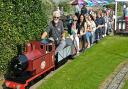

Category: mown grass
[39, 36, 128, 89]
[122, 80, 128, 89]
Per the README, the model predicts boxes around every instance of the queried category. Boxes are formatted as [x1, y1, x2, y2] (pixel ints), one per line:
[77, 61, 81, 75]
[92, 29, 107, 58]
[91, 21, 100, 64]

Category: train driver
[41, 11, 66, 54]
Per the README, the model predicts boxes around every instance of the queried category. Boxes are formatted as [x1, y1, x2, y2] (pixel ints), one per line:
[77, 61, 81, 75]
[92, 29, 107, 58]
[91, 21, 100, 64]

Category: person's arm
[62, 31, 65, 40]
[83, 22, 87, 34]
[92, 21, 96, 29]
[95, 20, 100, 29]
[101, 17, 105, 27]
[41, 32, 48, 39]
[41, 22, 51, 39]
[61, 21, 65, 40]
[92, 21, 96, 32]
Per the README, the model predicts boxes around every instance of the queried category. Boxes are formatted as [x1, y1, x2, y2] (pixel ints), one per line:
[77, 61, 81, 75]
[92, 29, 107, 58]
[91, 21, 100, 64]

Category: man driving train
[41, 11, 66, 54]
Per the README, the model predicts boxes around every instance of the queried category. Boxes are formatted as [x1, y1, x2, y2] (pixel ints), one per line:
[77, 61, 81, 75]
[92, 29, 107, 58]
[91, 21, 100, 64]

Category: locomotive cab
[25, 40, 55, 76]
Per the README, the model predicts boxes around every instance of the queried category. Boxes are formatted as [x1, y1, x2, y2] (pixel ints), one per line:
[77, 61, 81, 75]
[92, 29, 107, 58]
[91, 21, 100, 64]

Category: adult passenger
[68, 15, 79, 54]
[95, 11, 105, 43]
[41, 11, 66, 54]
[77, 14, 87, 50]
[81, 4, 87, 15]
[85, 24, 92, 48]
[87, 14, 96, 44]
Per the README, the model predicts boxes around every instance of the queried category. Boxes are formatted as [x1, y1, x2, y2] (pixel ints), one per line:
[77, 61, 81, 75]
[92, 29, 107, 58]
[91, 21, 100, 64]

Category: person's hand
[77, 34, 80, 37]
[97, 25, 101, 29]
[70, 35, 73, 40]
[62, 37, 65, 40]
[41, 37, 44, 40]
[48, 37, 54, 42]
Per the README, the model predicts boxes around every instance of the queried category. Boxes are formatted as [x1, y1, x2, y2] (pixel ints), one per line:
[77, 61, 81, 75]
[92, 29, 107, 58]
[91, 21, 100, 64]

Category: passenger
[81, 4, 87, 15]
[67, 14, 73, 34]
[75, 4, 81, 18]
[95, 11, 105, 43]
[77, 14, 87, 50]
[87, 14, 96, 44]
[41, 11, 66, 54]
[68, 15, 79, 54]
[107, 13, 113, 34]
[85, 24, 93, 48]
[101, 12, 106, 37]
[103, 12, 109, 36]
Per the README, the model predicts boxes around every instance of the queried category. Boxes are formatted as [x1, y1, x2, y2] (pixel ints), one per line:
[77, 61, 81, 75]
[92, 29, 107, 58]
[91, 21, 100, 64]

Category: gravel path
[103, 64, 128, 89]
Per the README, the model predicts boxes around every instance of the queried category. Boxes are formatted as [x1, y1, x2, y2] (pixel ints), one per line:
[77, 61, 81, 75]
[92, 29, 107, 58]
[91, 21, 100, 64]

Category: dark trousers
[80, 35, 86, 50]
[95, 29, 102, 40]
[102, 27, 105, 35]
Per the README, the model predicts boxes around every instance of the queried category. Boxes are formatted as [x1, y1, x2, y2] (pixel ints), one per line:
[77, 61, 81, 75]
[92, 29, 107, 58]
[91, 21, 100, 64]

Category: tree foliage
[58, 0, 74, 15]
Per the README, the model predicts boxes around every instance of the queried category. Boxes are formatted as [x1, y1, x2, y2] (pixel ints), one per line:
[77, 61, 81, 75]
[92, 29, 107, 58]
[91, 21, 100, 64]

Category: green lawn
[122, 80, 128, 89]
[39, 36, 128, 89]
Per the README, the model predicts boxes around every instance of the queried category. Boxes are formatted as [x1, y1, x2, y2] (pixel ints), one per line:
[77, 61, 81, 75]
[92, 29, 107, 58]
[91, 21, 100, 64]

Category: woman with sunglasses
[68, 15, 79, 54]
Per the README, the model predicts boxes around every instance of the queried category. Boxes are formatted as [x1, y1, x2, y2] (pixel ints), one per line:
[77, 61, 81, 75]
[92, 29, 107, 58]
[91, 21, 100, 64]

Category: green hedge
[0, 0, 54, 74]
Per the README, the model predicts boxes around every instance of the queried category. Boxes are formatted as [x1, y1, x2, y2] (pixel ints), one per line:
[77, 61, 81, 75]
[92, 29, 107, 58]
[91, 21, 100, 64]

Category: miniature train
[4, 38, 82, 89]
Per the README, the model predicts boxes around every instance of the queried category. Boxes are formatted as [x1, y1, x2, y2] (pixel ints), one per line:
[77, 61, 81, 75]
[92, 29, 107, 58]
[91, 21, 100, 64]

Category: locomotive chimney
[17, 44, 24, 55]
[26, 43, 32, 52]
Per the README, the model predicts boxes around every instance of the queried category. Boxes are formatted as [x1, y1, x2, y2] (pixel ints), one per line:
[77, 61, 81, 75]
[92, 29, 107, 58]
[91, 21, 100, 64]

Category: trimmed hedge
[0, 0, 54, 74]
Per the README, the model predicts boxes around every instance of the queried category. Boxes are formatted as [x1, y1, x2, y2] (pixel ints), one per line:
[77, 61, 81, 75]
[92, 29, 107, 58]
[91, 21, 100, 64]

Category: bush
[0, 0, 54, 74]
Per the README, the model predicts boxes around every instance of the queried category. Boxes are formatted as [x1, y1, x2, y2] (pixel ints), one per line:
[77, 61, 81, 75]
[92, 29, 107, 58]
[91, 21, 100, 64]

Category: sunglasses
[54, 17, 59, 19]
[73, 20, 77, 21]
[87, 25, 91, 27]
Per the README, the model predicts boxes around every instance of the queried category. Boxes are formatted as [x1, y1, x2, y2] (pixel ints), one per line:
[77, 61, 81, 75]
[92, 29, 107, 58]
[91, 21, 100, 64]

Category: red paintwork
[5, 41, 55, 89]
[5, 80, 25, 89]
[4, 65, 55, 89]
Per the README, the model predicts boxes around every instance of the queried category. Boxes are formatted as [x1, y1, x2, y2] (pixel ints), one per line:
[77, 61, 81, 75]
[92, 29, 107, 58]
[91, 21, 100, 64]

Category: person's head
[79, 14, 85, 22]
[72, 15, 78, 24]
[97, 11, 102, 18]
[78, 14, 86, 27]
[92, 12, 96, 20]
[82, 4, 85, 8]
[53, 11, 60, 24]
[88, 14, 94, 21]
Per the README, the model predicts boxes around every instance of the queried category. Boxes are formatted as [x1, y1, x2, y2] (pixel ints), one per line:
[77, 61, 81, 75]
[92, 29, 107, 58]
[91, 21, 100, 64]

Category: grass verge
[122, 80, 128, 89]
[39, 36, 128, 89]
